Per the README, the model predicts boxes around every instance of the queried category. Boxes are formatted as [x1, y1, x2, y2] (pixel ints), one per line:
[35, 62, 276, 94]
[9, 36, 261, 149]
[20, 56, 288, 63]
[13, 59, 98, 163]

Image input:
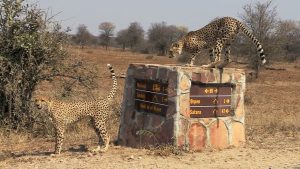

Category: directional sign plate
[190, 83, 233, 118]
[135, 79, 168, 116]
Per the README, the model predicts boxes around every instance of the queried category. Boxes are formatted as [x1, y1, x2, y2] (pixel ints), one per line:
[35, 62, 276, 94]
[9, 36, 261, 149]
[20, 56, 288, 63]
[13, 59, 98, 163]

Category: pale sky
[34, 0, 300, 35]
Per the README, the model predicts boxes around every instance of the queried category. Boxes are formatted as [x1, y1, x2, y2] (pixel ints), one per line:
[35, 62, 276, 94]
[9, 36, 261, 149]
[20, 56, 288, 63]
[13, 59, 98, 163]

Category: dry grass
[147, 144, 184, 156]
[245, 62, 300, 128]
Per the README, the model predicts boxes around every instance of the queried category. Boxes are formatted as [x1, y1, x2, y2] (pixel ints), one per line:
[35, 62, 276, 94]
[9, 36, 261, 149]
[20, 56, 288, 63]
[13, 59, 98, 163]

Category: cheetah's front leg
[217, 45, 232, 68]
[183, 54, 196, 67]
[54, 126, 65, 155]
[203, 40, 223, 68]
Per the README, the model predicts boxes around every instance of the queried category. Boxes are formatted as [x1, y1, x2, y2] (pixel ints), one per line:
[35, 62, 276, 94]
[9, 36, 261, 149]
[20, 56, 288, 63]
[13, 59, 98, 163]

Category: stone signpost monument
[118, 63, 246, 151]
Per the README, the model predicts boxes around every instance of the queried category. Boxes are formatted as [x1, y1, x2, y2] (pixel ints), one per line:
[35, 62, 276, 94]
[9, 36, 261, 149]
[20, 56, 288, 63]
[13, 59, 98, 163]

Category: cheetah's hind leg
[91, 135, 110, 153]
[91, 119, 110, 153]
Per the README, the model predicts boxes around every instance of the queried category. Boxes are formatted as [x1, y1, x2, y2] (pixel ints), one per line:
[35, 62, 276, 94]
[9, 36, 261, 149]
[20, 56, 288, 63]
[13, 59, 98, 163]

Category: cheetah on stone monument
[169, 17, 266, 68]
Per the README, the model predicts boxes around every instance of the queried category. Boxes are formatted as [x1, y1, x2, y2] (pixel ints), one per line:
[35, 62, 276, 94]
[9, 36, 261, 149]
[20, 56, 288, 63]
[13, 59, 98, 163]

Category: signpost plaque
[190, 83, 233, 118]
[135, 79, 168, 116]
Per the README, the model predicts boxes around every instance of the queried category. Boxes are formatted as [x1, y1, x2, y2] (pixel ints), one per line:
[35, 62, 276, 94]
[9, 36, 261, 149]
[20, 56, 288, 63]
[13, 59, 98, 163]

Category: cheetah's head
[34, 96, 50, 110]
[169, 40, 184, 58]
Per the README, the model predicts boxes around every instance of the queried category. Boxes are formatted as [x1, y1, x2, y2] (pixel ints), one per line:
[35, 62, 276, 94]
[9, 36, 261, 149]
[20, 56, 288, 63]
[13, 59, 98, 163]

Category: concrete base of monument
[118, 63, 246, 151]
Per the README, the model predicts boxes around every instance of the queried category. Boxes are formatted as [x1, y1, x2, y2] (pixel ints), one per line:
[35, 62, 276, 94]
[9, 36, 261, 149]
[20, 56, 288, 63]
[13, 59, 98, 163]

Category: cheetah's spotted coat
[35, 64, 117, 154]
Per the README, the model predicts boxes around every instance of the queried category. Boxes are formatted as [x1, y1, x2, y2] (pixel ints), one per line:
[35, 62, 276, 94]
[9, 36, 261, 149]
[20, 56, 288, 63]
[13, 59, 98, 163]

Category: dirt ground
[0, 143, 299, 169]
[0, 132, 299, 169]
[0, 47, 299, 169]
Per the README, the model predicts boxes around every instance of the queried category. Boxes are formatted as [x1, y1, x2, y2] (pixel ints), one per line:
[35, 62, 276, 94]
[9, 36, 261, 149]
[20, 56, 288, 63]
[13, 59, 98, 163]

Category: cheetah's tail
[238, 21, 267, 65]
[106, 64, 117, 102]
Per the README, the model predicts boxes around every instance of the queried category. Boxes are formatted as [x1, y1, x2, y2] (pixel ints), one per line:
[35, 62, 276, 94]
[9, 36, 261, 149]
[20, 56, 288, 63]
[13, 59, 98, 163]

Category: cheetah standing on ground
[169, 17, 266, 68]
[35, 64, 117, 155]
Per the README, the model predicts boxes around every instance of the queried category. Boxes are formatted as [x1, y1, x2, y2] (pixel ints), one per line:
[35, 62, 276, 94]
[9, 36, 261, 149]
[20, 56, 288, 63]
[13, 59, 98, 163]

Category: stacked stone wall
[118, 64, 246, 151]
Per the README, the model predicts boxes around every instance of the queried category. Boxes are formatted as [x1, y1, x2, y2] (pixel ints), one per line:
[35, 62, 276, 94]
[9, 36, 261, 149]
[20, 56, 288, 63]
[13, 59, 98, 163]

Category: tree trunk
[8, 94, 12, 120]
[0, 93, 6, 118]
[122, 44, 125, 51]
